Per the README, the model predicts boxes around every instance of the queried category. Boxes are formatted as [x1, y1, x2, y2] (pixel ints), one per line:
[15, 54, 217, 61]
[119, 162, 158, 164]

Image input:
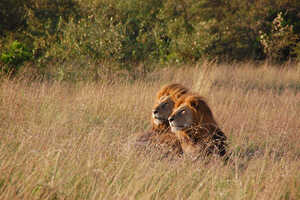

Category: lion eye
[181, 110, 186, 114]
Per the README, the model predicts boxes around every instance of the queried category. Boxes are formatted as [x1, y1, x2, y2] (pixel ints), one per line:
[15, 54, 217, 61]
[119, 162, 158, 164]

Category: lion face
[168, 95, 213, 133]
[152, 95, 175, 126]
[168, 104, 194, 133]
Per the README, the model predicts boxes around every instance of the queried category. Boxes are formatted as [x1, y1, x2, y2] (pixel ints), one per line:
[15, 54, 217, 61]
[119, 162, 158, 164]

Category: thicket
[1, 0, 300, 80]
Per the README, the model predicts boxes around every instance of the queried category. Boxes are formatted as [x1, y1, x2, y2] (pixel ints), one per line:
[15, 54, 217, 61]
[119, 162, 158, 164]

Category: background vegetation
[1, 0, 300, 80]
[1, 2, 300, 199]
[0, 63, 300, 199]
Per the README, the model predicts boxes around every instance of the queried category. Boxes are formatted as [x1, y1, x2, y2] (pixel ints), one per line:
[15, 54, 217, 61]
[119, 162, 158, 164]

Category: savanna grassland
[1, 63, 300, 200]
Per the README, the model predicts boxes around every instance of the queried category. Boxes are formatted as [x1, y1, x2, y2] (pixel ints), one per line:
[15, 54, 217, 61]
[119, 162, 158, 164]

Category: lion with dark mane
[168, 94, 227, 159]
[135, 83, 189, 156]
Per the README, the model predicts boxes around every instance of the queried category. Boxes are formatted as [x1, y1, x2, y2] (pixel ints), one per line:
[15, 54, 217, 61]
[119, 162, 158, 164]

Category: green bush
[1, 0, 300, 79]
[259, 12, 299, 61]
[46, 0, 164, 73]
[1, 41, 33, 74]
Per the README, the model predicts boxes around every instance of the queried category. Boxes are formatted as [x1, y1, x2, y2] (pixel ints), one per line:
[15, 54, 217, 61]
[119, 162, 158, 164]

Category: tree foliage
[0, 0, 300, 78]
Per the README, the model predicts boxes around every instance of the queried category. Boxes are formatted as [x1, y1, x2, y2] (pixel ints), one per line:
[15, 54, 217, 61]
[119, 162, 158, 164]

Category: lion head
[134, 83, 189, 158]
[152, 83, 189, 129]
[168, 94, 216, 133]
[168, 94, 227, 158]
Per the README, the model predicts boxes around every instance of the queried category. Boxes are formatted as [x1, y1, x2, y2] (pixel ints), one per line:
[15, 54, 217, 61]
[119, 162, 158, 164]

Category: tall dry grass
[0, 63, 300, 200]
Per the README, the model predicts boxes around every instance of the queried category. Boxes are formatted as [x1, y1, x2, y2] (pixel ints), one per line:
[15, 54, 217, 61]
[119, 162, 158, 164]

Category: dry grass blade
[0, 63, 300, 199]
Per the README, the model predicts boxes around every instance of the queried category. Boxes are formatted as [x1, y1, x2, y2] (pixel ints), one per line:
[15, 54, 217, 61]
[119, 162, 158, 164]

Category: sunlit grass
[0, 62, 300, 199]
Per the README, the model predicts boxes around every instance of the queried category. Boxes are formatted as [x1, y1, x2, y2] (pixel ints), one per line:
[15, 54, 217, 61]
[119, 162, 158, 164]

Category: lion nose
[168, 116, 174, 122]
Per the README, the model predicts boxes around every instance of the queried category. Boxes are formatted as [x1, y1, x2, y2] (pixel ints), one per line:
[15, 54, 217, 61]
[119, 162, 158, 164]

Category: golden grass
[0, 62, 300, 200]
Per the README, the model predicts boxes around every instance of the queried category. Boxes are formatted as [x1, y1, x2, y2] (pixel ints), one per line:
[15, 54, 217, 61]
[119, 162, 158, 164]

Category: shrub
[1, 41, 33, 75]
[0, 0, 27, 35]
[259, 12, 299, 61]
[1, 0, 300, 80]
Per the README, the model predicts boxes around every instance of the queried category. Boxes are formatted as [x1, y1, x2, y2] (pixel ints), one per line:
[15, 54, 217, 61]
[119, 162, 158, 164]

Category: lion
[135, 83, 190, 156]
[168, 94, 227, 159]
[152, 83, 189, 130]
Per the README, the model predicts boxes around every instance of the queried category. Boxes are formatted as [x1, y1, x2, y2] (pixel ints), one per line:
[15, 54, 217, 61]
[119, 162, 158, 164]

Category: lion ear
[190, 99, 200, 110]
[190, 97, 206, 110]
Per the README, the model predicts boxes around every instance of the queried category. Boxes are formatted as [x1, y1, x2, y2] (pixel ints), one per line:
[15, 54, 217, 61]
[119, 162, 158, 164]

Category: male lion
[152, 83, 189, 130]
[168, 94, 227, 159]
[135, 83, 189, 156]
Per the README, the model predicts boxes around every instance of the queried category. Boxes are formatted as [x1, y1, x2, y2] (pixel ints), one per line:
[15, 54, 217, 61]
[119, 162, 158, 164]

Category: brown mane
[156, 83, 189, 101]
